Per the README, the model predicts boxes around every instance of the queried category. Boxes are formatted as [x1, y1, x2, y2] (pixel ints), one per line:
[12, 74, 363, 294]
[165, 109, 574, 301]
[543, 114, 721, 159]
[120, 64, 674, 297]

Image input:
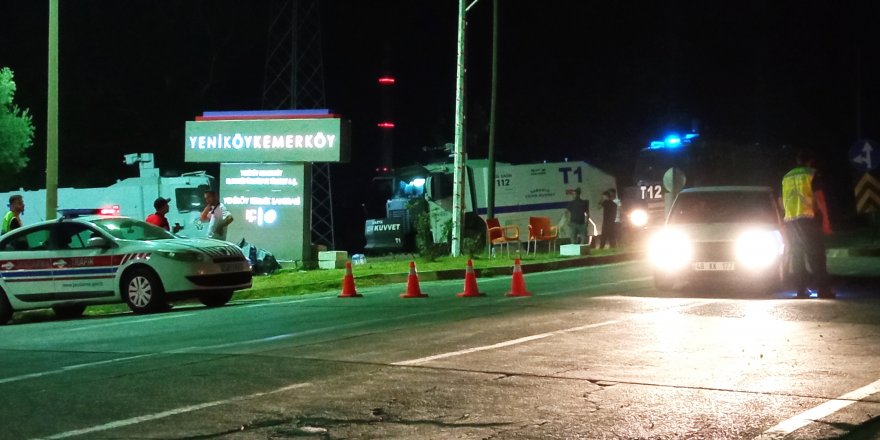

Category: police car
[648, 186, 785, 293]
[0, 211, 252, 324]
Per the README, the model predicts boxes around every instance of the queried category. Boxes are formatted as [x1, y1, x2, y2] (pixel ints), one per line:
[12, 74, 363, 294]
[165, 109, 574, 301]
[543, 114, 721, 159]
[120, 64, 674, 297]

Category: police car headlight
[735, 229, 784, 270]
[629, 209, 649, 227]
[156, 250, 206, 262]
[648, 229, 692, 271]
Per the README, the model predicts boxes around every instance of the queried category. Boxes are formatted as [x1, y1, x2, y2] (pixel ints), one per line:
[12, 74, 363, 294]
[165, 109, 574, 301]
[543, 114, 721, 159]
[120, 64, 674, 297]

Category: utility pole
[451, 0, 467, 256]
[486, 0, 499, 219]
[46, 0, 59, 220]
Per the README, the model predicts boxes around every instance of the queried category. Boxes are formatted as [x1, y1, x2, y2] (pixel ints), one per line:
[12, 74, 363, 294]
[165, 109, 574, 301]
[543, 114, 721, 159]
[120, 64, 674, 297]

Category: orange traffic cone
[506, 258, 532, 297]
[400, 261, 428, 298]
[457, 259, 486, 297]
[338, 261, 362, 298]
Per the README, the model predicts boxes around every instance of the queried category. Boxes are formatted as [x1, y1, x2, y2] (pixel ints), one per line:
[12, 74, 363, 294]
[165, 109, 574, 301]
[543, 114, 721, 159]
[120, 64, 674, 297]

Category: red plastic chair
[487, 218, 520, 258]
[527, 216, 558, 255]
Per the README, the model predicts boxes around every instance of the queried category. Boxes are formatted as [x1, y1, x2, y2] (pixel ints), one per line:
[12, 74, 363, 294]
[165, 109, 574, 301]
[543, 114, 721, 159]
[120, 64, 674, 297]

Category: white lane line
[393, 319, 622, 366]
[0, 353, 158, 385]
[67, 313, 197, 332]
[243, 296, 335, 308]
[35, 382, 311, 440]
[755, 378, 880, 440]
[393, 299, 705, 367]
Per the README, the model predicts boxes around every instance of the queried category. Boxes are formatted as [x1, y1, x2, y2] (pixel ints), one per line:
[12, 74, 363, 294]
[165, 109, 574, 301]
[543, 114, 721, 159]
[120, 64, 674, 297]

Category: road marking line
[393, 319, 622, 366]
[35, 382, 312, 440]
[0, 353, 158, 385]
[67, 313, 197, 332]
[393, 300, 705, 366]
[755, 378, 880, 439]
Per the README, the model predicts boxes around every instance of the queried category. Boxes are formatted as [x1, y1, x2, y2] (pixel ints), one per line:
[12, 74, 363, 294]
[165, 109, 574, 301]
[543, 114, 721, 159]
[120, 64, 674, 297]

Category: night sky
[1, 1, 879, 248]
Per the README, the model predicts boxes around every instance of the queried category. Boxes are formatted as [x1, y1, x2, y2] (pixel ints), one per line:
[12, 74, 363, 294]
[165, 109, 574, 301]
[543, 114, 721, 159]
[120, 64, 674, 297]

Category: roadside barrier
[338, 261, 362, 298]
[457, 259, 486, 297]
[506, 258, 532, 297]
[400, 261, 429, 298]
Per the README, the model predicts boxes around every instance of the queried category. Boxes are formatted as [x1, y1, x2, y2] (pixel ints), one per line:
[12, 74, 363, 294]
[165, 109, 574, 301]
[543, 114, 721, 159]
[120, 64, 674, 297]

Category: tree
[0, 67, 35, 179]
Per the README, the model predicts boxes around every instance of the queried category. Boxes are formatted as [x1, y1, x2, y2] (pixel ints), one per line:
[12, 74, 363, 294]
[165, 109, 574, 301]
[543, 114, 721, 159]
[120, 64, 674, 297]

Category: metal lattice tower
[262, 0, 335, 249]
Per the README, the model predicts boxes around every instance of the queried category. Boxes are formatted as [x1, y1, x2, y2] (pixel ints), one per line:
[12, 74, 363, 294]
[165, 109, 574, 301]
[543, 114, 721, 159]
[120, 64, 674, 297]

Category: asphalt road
[2, 258, 880, 440]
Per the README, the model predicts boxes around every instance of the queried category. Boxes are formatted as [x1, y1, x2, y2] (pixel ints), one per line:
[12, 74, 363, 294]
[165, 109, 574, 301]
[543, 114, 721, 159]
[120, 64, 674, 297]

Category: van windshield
[668, 191, 778, 224]
[91, 218, 176, 241]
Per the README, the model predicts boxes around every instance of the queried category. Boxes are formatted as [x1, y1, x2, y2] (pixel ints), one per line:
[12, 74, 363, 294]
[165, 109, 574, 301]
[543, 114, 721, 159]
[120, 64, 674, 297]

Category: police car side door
[0, 225, 58, 304]
[50, 222, 118, 300]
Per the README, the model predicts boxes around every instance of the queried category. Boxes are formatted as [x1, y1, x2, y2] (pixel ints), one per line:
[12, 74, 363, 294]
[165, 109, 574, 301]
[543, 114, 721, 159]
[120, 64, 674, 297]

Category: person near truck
[146, 197, 182, 234]
[780, 150, 834, 299]
[565, 188, 589, 244]
[2, 194, 24, 234]
[599, 190, 618, 248]
[200, 190, 233, 241]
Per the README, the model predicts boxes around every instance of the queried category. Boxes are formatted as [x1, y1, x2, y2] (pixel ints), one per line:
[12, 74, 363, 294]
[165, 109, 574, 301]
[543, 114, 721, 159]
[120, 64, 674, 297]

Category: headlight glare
[734, 230, 783, 269]
[629, 209, 649, 227]
[648, 229, 692, 271]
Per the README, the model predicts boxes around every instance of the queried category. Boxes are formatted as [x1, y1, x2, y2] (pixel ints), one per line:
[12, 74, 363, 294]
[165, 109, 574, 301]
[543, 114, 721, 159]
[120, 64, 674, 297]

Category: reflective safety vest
[2, 211, 20, 234]
[781, 166, 815, 221]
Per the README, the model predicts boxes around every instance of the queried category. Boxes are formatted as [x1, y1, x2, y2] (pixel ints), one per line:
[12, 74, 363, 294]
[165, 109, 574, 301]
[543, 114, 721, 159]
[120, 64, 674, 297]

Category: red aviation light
[377, 122, 395, 129]
[378, 77, 396, 85]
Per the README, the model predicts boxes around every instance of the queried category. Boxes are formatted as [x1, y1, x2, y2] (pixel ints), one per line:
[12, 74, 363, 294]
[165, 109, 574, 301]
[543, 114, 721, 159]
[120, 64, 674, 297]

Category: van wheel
[0, 291, 12, 325]
[123, 268, 165, 314]
[52, 305, 87, 319]
[199, 290, 234, 307]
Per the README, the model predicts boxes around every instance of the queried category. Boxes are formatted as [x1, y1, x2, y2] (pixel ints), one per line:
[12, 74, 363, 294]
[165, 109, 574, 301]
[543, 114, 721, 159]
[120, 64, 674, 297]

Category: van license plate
[693, 262, 734, 271]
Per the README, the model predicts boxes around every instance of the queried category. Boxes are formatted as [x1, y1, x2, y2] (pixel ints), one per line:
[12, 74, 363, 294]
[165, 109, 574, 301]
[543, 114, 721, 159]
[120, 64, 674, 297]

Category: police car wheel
[198, 290, 233, 307]
[123, 268, 165, 314]
[52, 305, 87, 319]
[0, 291, 12, 325]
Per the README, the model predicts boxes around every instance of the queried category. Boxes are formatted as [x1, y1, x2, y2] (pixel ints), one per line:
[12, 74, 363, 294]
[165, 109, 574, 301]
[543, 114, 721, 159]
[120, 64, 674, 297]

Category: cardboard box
[318, 251, 348, 262]
[560, 244, 590, 256]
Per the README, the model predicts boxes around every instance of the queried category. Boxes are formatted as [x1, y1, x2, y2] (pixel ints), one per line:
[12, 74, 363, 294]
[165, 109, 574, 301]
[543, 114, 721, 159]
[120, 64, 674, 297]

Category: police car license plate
[220, 262, 247, 273]
[693, 262, 734, 271]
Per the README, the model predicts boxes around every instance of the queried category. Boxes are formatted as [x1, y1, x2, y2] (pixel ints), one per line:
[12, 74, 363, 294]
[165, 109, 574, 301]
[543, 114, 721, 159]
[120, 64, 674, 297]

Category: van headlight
[629, 209, 649, 227]
[734, 230, 784, 270]
[648, 229, 692, 271]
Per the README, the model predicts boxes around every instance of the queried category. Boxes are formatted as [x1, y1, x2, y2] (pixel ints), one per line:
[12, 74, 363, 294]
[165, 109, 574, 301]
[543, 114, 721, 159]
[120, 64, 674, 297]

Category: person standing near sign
[201, 190, 234, 241]
[146, 197, 183, 234]
[566, 188, 589, 244]
[2, 195, 24, 234]
[781, 150, 833, 299]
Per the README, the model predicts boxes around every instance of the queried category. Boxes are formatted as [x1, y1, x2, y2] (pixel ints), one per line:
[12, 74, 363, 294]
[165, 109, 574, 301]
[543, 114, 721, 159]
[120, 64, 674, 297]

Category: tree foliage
[0, 67, 34, 176]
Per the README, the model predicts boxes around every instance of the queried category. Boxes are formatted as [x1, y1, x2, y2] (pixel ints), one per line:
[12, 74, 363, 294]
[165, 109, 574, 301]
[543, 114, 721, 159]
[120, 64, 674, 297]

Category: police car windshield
[668, 191, 778, 224]
[91, 218, 176, 241]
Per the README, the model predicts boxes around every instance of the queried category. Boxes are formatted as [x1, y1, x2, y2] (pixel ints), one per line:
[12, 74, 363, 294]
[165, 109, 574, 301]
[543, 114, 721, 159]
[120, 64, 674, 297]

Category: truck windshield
[634, 148, 690, 183]
[91, 218, 176, 241]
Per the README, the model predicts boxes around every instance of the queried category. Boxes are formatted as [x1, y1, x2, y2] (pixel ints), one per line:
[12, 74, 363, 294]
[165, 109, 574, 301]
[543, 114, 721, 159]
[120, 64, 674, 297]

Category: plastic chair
[487, 218, 520, 258]
[527, 216, 558, 255]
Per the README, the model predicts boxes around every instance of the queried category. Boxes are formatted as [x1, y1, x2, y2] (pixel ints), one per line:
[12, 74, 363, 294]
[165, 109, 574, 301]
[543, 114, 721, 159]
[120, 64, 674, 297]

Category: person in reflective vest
[2, 194, 24, 235]
[780, 150, 833, 298]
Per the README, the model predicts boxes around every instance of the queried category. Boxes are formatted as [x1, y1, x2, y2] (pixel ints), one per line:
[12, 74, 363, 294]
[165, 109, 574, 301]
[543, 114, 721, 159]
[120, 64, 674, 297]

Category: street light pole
[46, 0, 59, 220]
[451, 0, 467, 256]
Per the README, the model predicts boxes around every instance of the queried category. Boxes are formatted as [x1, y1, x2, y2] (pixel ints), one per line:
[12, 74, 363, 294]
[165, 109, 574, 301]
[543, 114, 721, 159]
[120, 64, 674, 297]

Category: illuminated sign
[185, 118, 350, 163]
[220, 163, 311, 262]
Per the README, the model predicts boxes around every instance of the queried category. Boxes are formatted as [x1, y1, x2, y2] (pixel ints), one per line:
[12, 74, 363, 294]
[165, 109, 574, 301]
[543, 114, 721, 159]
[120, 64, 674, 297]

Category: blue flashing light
[665, 136, 682, 146]
[647, 132, 700, 149]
